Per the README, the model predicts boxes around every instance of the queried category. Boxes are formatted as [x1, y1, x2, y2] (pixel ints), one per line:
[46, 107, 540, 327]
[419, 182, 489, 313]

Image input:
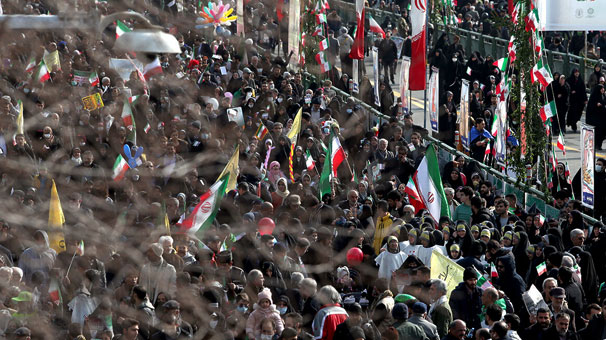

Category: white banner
[399, 57, 411, 115]
[353, 60, 359, 94]
[429, 67, 439, 133]
[537, 0, 606, 31]
[460, 79, 470, 150]
[495, 101, 507, 165]
[373, 47, 380, 107]
[109, 58, 144, 80]
[391, 36, 405, 59]
[287, 0, 300, 69]
[581, 124, 595, 208]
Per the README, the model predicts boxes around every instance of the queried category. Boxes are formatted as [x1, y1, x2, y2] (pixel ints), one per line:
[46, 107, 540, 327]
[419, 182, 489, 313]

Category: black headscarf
[569, 246, 599, 303]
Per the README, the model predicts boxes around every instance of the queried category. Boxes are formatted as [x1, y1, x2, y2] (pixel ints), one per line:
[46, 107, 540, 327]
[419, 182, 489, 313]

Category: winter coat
[494, 255, 528, 318]
[246, 304, 284, 340]
[449, 281, 482, 329]
[18, 230, 56, 284]
[139, 258, 177, 304]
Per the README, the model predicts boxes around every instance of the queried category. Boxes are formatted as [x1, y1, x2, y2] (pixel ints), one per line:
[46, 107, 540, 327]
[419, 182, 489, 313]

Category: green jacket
[429, 300, 453, 339]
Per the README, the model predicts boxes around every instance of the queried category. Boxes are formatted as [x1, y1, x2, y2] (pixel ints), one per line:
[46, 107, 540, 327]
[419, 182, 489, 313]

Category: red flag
[277, 0, 284, 22]
[410, 0, 427, 90]
[349, 0, 365, 59]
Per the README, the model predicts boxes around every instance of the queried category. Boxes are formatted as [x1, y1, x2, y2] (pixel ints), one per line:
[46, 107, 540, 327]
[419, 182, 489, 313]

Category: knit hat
[411, 302, 427, 314]
[481, 229, 491, 238]
[471, 225, 480, 233]
[463, 267, 477, 281]
[392, 303, 409, 320]
[420, 231, 431, 241]
[503, 231, 513, 241]
[450, 244, 460, 253]
[258, 288, 273, 304]
[149, 243, 164, 257]
[456, 224, 466, 231]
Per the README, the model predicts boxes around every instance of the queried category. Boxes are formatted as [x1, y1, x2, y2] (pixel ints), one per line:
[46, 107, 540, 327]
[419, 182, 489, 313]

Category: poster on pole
[399, 57, 411, 115]
[372, 47, 380, 107]
[429, 67, 439, 133]
[352, 60, 359, 94]
[495, 100, 507, 165]
[391, 36, 405, 59]
[459, 79, 470, 150]
[581, 124, 595, 209]
[236, 0, 244, 36]
[287, 0, 300, 69]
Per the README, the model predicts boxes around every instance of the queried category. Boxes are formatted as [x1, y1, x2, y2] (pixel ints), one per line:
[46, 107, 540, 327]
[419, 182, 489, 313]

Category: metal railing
[331, 0, 601, 81]
[300, 70, 599, 225]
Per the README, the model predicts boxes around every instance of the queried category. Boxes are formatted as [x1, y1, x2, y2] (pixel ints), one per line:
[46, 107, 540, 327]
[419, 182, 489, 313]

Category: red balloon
[258, 217, 275, 236]
[346, 247, 364, 266]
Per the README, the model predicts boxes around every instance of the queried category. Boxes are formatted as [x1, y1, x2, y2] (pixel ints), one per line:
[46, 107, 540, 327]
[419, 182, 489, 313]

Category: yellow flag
[16, 100, 23, 135]
[430, 249, 464, 298]
[218, 145, 239, 193]
[43, 50, 61, 72]
[286, 107, 302, 143]
[164, 213, 171, 235]
[48, 180, 66, 253]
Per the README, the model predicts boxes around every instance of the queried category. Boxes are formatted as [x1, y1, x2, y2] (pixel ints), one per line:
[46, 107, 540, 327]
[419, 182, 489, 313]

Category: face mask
[270, 84, 275, 90]
[277, 97, 283, 103]
[248, 102, 255, 108]
[72, 157, 82, 165]
[452, 58, 457, 62]
[43, 133, 51, 139]
[260, 335, 273, 340]
[597, 165, 603, 172]
[277, 306, 287, 315]
[201, 133, 209, 140]
[79, 121, 85, 126]
[209, 320, 218, 329]
[236, 306, 248, 313]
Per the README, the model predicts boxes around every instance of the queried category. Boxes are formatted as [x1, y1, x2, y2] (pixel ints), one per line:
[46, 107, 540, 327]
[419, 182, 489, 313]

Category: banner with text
[581, 124, 595, 209]
[460, 79, 470, 151]
[399, 57, 411, 115]
[429, 67, 439, 133]
[430, 249, 463, 298]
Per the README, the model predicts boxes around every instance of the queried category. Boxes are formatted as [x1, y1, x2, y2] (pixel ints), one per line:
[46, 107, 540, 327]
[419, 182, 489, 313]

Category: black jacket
[448, 281, 482, 329]
[494, 255, 529, 326]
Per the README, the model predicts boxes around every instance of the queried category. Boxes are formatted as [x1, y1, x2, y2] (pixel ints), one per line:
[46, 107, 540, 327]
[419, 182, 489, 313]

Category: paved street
[357, 58, 606, 176]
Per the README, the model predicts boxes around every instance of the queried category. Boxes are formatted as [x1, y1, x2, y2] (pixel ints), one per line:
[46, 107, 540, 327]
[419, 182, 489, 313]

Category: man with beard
[521, 307, 551, 340]
[541, 313, 579, 340]
[150, 300, 193, 339]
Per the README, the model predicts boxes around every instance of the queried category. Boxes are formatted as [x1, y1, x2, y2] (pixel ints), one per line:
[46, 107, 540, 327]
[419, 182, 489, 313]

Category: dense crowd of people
[0, 0, 605, 340]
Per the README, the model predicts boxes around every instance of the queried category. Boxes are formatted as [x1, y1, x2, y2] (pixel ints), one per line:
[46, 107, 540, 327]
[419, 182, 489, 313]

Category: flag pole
[65, 249, 78, 278]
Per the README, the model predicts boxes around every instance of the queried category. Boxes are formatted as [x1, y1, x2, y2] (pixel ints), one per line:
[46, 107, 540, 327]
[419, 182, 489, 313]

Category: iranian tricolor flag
[35, 60, 51, 83]
[508, 36, 516, 61]
[536, 261, 547, 276]
[368, 15, 385, 38]
[413, 144, 450, 223]
[410, 0, 427, 90]
[329, 134, 346, 176]
[116, 20, 131, 39]
[48, 278, 62, 306]
[312, 25, 323, 37]
[129, 95, 140, 104]
[316, 13, 327, 24]
[405, 177, 426, 213]
[315, 52, 331, 73]
[348, 0, 365, 59]
[539, 101, 556, 123]
[25, 56, 36, 73]
[491, 262, 499, 278]
[318, 132, 345, 199]
[255, 123, 269, 140]
[490, 112, 498, 137]
[121, 99, 134, 129]
[305, 150, 315, 171]
[532, 61, 553, 88]
[89, 71, 100, 87]
[557, 133, 565, 153]
[511, 1, 522, 24]
[534, 32, 545, 57]
[112, 154, 130, 181]
[143, 58, 163, 80]
[178, 175, 229, 236]
[319, 39, 329, 52]
[493, 57, 508, 72]
[144, 123, 151, 134]
[525, 8, 539, 32]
